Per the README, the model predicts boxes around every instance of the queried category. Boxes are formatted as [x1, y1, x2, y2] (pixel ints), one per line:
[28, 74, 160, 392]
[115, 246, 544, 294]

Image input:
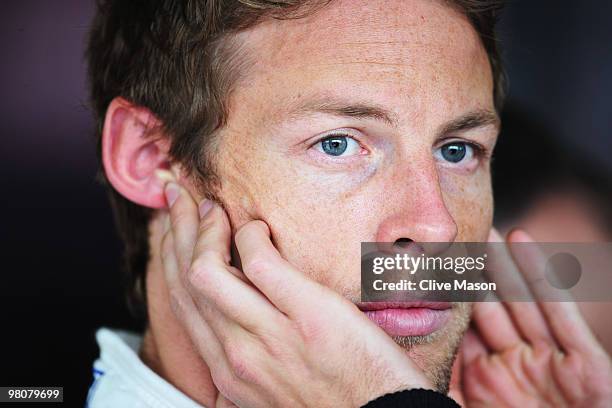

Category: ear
[102, 97, 171, 209]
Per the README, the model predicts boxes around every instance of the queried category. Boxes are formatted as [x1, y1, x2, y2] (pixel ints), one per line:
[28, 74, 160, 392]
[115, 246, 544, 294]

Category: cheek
[222, 160, 380, 289]
[439, 169, 493, 241]
[265, 184, 380, 290]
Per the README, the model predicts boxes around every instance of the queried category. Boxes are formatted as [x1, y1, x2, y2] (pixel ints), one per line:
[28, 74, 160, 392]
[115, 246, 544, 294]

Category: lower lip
[364, 308, 451, 336]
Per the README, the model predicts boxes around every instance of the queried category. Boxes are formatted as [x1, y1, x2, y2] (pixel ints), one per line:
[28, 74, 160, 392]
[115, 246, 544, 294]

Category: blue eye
[436, 142, 473, 163]
[321, 137, 347, 156]
[315, 135, 361, 157]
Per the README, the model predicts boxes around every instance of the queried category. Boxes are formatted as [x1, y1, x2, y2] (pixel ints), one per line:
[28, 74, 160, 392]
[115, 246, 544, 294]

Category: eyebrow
[438, 109, 500, 135]
[287, 95, 499, 135]
[289, 97, 397, 125]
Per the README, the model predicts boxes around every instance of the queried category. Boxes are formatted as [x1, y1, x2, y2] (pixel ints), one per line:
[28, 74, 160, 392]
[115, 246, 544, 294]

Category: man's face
[211, 0, 497, 391]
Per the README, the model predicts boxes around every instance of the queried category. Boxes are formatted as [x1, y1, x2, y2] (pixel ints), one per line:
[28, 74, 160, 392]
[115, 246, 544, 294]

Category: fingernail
[164, 182, 180, 208]
[155, 169, 175, 183]
[199, 199, 214, 218]
[509, 228, 534, 243]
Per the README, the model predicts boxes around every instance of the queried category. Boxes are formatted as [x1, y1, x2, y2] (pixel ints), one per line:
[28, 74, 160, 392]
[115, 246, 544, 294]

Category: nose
[375, 165, 458, 248]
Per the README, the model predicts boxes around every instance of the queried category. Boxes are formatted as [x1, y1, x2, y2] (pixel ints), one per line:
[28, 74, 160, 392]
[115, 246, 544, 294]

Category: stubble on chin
[330, 284, 471, 393]
[392, 302, 471, 394]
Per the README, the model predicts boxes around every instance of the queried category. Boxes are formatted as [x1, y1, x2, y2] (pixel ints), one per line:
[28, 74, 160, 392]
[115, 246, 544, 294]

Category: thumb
[448, 351, 465, 406]
[215, 393, 238, 408]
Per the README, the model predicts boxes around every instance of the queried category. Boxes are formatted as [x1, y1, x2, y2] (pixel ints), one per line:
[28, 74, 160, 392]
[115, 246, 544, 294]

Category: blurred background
[0, 0, 610, 405]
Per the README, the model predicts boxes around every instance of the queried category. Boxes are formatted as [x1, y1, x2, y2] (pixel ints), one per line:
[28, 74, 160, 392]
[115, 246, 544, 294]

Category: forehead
[232, 0, 494, 127]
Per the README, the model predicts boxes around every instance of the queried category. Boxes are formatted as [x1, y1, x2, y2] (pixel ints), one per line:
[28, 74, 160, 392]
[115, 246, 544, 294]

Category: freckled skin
[203, 0, 499, 390]
[210, 0, 496, 392]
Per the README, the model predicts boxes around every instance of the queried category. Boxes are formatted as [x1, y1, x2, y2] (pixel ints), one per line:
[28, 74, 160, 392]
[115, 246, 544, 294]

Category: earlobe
[102, 97, 171, 209]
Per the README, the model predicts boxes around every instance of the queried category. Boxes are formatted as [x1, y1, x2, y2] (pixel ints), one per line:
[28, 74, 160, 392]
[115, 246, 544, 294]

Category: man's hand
[454, 229, 612, 407]
[160, 180, 431, 408]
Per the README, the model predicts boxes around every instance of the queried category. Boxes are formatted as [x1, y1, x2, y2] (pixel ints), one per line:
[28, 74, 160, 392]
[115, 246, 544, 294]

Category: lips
[357, 302, 452, 337]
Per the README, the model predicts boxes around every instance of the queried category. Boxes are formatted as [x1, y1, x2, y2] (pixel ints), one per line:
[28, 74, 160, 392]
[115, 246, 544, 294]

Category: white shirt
[86, 328, 205, 408]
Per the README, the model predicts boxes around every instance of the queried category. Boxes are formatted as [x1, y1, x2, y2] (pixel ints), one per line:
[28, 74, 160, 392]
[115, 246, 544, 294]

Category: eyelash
[439, 139, 489, 159]
[310, 132, 367, 152]
[308, 132, 491, 166]
[313, 134, 489, 151]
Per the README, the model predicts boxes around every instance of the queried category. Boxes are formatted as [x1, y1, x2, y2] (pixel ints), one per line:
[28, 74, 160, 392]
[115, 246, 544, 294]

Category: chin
[393, 303, 471, 393]
[347, 289, 471, 393]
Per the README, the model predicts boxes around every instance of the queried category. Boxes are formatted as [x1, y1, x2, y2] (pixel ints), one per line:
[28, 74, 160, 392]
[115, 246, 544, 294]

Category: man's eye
[434, 142, 474, 164]
[315, 136, 361, 157]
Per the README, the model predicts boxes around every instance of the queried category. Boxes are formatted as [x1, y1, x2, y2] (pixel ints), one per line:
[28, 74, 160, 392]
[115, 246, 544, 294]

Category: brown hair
[86, 0, 505, 319]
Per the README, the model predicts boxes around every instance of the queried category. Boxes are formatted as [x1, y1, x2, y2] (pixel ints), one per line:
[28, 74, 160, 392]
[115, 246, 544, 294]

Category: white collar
[88, 328, 204, 408]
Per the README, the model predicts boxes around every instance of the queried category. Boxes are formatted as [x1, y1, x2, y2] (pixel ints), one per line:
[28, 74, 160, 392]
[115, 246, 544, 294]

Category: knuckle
[244, 257, 272, 277]
[198, 214, 216, 233]
[259, 330, 291, 361]
[170, 209, 189, 230]
[225, 343, 256, 383]
[234, 220, 264, 243]
[187, 251, 226, 290]
[187, 258, 214, 290]
[234, 223, 252, 243]
[211, 371, 236, 399]
[167, 288, 188, 318]
[295, 317, 327, 346]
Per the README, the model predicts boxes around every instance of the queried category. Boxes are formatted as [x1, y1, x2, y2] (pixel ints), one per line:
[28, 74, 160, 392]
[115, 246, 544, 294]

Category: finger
[164, 181, 200, 276]
[488, 227, 503, 243]
[488, 229, 558, 347]
[460, 328, 488, 366]
[188, 202, 285, 332]
[505, 302, 558, 347]
[234, 220, 328, 317]
[192, 198, 245, 284]
[161, 181, 243, 363]
[162, 205, 273, 399]
[448, 349, 465, 406]
[192, 199, 232, 266]
[457, 329, 493, 405]
[160, 224, 225, 366]
[485, 228, 532, 302]
[510, 229, 603, 355]
[471, 302, 522, 352]
[216, 393, 238, 408]
[507, 229, 565, 302]
[460, 328, 539, 401]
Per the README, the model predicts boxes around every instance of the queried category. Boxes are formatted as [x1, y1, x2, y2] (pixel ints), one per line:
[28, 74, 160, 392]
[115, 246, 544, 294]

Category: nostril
[393, 238, 413, 250]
